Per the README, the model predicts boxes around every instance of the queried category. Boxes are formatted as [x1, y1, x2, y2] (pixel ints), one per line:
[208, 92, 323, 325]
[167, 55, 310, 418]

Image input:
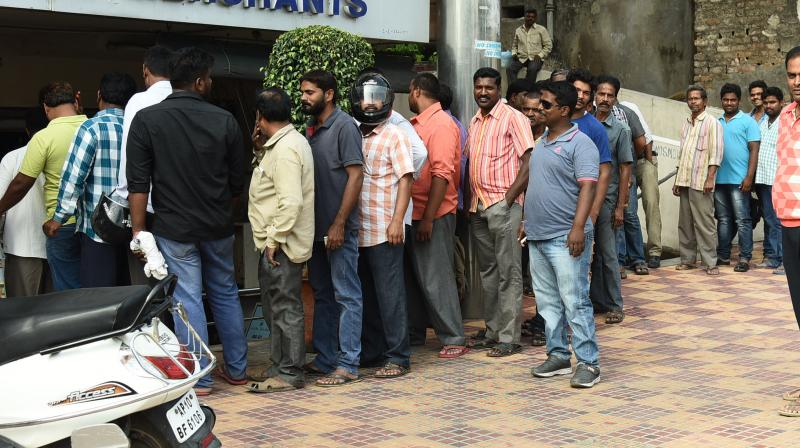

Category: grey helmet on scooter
[91, 193, 132, 244]
[350, 72, 394, 125]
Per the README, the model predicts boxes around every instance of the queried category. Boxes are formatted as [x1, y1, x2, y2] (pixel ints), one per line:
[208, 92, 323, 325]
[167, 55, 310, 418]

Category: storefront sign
[0, 0, 428, 42]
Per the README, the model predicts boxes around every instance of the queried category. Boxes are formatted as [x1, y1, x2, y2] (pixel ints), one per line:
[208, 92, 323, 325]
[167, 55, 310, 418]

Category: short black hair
[506, 78, 535, 101]
[473, 67, 502, 87]
[595, 74, 621, 95]
[439, 83, 454, 110]
[24, 107, 48, 135]
[525, 8, 537, 15]
[748, 80, 767, 93]
[540, 80, 578, 114]
[567, 68, 594, 90]
[143, 45, 174, 78]
[170, 47, 215, 90]
[256, 87, 292, 122]
[549, 69, 570, 81]
[720, 83, 742, 100]
[686, 84, 707, 99]
[523, 90, 541, 101]
[300, 70, 338, 103]
[41, 81, 76, 108]
[786, 46, 800, 68]
[763, 86, 784, 102]
[411, 73, 440, 99]
[99, 72, 137, 107]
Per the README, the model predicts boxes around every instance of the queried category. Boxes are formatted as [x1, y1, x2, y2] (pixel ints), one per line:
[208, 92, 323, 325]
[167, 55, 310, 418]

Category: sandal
[605, 310, 625, 324]
[706, 266, 720, 276]
[633, 263, 649, 275]
[248, 377, 296, 394]
[315, 371, 362, 388]
[216, 367, 248, 386]
[487, 343, 522, 357]
[193, 386, 212, 397]
[374, 362, 409, 378]
[734, 260, 750, 272]
[783, 387, 800, 401]
[530, 331, 546, 347]
[779, 401, 800, 417]
[675, 264, 696, 271]
[438, 345, 470, 359]
[467, 336, 497, 350]
[620, 267, 628, 279]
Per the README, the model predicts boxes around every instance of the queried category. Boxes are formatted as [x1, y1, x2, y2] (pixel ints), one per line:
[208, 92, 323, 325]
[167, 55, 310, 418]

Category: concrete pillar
[437, 0, 501, 319]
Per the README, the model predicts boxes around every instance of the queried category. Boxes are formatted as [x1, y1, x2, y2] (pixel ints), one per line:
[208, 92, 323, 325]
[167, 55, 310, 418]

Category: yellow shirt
[248, 124, 315, 263]
[512, 23, 553, 62]
[19, 115, 87, 223]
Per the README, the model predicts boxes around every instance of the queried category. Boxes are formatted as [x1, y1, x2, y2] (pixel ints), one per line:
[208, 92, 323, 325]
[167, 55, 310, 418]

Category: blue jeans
[359, 242, 411, 368]
[714, 184, 753, 261]
[156, 235, 248, 388]
[308, 230, 362, 375]
[755, 184, 783, 263]
[616, 178, 646, 266]
[530, 233, 599, 367]
[46, 223, 81, 291]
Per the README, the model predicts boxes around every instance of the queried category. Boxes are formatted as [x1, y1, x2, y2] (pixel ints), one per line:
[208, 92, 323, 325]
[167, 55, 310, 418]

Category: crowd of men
[1, 33, 799, 414]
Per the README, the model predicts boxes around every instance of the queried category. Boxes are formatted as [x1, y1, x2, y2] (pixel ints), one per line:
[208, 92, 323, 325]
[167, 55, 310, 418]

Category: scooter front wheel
[129, 420, 171, 448]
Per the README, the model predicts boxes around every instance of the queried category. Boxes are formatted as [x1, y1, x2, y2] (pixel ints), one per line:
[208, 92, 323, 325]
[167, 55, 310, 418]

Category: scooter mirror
[71, 424, 129, 448]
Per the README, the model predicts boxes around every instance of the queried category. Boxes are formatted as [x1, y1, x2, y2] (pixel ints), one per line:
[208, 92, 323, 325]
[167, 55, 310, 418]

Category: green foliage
[262, 25, 375, 129]
[382, 43, 437, 64]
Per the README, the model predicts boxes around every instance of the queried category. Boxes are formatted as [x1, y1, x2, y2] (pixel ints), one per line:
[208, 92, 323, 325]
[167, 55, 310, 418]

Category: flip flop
[782, 387, 800, 401]
[779, 401, 800, 417]
[315, 372, 363, 387]
[216, 367, 248, 385]
[248, 377, 296, 394]
[374, 362, 409, 379]
[487, 343, 522, 357]
[438, 346, 470, 359]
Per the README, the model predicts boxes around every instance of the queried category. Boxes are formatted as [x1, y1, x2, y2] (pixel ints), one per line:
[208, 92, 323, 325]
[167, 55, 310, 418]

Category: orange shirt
[773, 101, 800, 227]
[466, 100, 535, 212]
[410, 102, 460, 220]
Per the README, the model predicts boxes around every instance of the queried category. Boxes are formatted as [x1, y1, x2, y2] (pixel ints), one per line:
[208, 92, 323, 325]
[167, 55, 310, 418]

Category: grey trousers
[678, 187, 718, 267]
[507, 58, 543, 83]
[258, 249, 305, 387]
[590, 203, 623, 312]
[5, 254, 45, 297]
[470, 201, 524, 344]
[636, 158, 663, 257]
[406, 214, 466, 346]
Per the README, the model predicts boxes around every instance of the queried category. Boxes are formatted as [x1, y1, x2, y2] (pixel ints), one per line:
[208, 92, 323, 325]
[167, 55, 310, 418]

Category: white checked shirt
[756, 117, 780, 185]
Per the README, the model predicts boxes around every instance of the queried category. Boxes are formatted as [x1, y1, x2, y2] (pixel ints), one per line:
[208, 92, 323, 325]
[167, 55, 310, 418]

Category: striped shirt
[358, 122, 414, 247]
[675, 111, 724, 191]
[755, 117, 780, 185]
[466, 100, 535, 212]
[54, 108, 125, 242]
[772, 102, 800, 227]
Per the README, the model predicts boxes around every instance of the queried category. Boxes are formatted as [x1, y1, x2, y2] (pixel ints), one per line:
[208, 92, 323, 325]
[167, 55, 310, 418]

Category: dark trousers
[755, 184, 783, 263]
[783, 227, 800, 329]
[46, 224, 81, 291]
[359, 242, 411, 368]
[259, 249, 305, 387]
[79, 233, 128, 287]
[405, 215, 466, 346]
[590, 204, 623, 312]
[507, 58, 543, 83]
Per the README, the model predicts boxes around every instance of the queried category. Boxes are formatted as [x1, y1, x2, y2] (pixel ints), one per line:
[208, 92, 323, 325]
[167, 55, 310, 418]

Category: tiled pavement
[204, 259, 800, 447]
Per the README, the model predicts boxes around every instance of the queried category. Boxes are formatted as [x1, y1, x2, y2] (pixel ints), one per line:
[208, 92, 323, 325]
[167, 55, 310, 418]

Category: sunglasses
[540, 99, 559, 110]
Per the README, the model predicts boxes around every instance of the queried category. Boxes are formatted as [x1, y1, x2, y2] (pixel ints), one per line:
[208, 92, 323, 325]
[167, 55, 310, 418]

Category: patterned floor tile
[417, 425, 503, 448]
[320, 424, 405, 447]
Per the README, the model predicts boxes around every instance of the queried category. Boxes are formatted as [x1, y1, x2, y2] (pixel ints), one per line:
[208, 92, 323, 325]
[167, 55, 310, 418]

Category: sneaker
[647, 256, 661, 269]
[570, 363, 601, 388]
[757, 259, 781, 269]
[734, 260, 750, 272]
[531, 355, 572, 378]
[773, 264, 785, 275]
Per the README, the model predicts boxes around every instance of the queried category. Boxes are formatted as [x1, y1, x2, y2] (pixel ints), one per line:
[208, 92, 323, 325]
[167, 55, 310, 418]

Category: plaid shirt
[54, 108, 124, 242]
[359, 122, 414, 247]
[755, 117, 780, 185]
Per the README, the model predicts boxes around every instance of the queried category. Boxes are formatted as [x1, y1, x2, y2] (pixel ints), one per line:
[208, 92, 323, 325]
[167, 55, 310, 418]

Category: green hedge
[262, 25, 375, 129]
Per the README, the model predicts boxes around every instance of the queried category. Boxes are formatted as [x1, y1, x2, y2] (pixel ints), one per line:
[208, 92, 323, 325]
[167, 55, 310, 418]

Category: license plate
[166, 390, 206, 443]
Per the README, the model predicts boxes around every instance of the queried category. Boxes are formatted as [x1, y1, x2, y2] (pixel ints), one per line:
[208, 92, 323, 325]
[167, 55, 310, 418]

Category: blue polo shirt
[573, 113, 613, 164]
[525, 124, 600, 241]
[717, 111, 761, 184]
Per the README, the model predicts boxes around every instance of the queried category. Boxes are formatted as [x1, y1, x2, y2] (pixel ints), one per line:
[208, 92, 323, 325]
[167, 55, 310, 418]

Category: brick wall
[694, 0, 800, 104]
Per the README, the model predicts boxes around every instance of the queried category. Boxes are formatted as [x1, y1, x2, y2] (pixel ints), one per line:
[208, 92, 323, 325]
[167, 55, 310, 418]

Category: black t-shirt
[127, 91, 244, 242]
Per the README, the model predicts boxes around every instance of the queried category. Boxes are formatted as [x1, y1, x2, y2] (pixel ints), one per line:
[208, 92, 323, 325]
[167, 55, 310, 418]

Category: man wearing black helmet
[352, 72, 415, 378]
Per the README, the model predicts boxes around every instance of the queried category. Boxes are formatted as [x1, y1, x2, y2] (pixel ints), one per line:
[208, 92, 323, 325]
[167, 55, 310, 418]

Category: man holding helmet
[351, 72, 415, 378]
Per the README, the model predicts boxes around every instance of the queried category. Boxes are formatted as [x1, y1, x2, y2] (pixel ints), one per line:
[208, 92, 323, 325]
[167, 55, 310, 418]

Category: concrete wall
[694, 0, 800, 107]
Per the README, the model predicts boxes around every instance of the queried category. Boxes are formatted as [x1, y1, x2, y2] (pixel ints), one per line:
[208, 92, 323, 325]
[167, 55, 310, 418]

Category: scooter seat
[0, 285, 152, 366]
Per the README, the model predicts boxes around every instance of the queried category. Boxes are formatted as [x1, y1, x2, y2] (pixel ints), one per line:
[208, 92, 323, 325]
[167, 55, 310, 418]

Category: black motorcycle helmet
[91, 193, 132, 244]
[350, 72, 394, 125]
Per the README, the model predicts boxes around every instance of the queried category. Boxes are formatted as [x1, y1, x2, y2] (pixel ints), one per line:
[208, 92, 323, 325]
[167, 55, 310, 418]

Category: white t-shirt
[0, 146, 47, 259]
[115, 80, 173, 212]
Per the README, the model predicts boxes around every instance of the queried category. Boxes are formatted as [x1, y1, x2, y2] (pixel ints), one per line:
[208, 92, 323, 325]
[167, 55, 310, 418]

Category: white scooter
[0, 275, 221, 448]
